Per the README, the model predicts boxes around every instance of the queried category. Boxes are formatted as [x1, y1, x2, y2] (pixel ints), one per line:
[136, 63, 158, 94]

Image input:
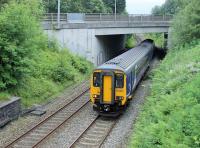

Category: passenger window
[93, 72, 100, 87]
[115, 74, 124, 88]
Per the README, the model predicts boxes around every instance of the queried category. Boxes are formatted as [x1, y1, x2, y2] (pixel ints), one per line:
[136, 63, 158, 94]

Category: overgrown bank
[0, 0, 93, 107]
[130, 0, 200, 147]
[130, 42, 200, 147]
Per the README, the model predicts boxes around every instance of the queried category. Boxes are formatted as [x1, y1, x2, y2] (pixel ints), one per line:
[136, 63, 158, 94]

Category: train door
[132, 65, 138, 91]
[103, 75, 112, 103]
[101, 72, 115, 104]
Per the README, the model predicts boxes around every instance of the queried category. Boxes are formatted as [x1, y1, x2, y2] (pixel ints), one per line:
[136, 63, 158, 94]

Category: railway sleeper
[78, 141, 99, 146]
[90, 130, 105, 135]
[81, 136, 102, 142]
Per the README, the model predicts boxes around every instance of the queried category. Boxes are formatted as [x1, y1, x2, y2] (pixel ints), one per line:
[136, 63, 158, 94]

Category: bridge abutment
[44, 29, 126, 66]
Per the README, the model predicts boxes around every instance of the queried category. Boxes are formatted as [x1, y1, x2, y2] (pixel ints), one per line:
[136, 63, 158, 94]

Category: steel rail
[69, 115, 100, 148]
[5, 86, 90, 148]
[33, 100, 90, 148]
[69, 117, 117, 148]
[99, 121, 117, 147]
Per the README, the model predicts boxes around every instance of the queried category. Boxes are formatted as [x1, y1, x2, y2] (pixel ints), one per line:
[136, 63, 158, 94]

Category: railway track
[69, 116, 117, 148]
[5, 84, 90, 148]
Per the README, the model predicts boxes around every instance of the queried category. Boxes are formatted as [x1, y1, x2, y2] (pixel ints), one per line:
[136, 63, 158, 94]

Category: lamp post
[114, 0, 117, 21]
[57, 0, 60, 28]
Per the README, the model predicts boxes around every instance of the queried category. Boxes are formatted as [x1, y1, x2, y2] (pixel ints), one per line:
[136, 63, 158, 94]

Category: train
[90, 39, 155, 116]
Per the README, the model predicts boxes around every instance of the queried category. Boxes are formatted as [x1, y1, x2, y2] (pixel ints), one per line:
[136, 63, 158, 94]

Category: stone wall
[0, 97, 21, 127]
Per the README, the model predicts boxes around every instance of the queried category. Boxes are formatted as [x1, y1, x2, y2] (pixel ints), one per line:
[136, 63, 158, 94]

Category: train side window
[93, 72, 100, 87]
[115, 74, 124, 88]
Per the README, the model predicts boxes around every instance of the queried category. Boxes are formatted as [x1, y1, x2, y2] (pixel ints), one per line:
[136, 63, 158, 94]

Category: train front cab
[90, 70, 127, 116]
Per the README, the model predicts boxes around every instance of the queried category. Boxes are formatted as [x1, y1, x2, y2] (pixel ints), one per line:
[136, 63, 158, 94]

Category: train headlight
[116, 96, 124, 101]
[93, 94, 99, 99]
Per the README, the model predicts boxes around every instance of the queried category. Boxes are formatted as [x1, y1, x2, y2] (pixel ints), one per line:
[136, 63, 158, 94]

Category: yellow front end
[90, 70, 127, 114]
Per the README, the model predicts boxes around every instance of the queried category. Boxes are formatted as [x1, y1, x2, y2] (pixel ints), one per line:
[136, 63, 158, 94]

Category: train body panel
[90, 39, 154, 116]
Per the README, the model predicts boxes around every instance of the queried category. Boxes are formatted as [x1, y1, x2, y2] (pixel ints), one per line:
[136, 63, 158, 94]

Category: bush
[171, 0, 200, 46]
[52, 61, 76, 83]
[145, 33, 164, 48]
[71, 55, 92, 74]
[125, 34, 137, 49]
[0, 0, 44, 90]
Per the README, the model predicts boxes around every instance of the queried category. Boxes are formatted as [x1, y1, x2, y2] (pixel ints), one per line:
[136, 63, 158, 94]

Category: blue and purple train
[90, 39, 155, 116]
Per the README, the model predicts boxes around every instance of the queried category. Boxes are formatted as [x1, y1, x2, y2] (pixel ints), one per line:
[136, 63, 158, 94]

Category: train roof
[96, 40, 154, 72]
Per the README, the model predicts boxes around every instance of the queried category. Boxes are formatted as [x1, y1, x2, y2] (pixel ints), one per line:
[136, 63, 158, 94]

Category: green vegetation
[0, 0, 10, 7]
[130, 0, 200, 147]
[43, 0, 126, 14]
[130, 42, 200, 148]
[102, 0, 126, 14]
[14, 49, 92, 107]
[151, 0, 188, 15]
[0, 0, 93, 106]
[0, 0, 43, 90]
[125, 35, 137, 49]
[145, 33, 164, 48]
[171, 0, 200, 47]
[0, 92, 10, 101]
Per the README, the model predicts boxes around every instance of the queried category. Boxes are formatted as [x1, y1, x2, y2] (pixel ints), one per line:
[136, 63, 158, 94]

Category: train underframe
[92, 99, 129, 117]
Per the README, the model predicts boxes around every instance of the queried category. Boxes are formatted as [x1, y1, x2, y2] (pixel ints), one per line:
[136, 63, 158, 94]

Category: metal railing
[43, 13, 173, 23]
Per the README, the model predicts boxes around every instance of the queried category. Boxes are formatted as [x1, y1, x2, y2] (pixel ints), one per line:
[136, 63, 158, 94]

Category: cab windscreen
[115, 74, 124, 88]
[93, 72, 100, 87]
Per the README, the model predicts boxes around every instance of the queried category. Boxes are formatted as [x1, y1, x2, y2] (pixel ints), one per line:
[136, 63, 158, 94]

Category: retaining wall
[0, 97, 21, 127]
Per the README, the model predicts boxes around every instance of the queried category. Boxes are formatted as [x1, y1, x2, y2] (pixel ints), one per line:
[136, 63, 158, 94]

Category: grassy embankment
[129, 41, 200, 147]
[125, 34, 137, 49]
[130, 0, 200, 146]
[145, 33, 164, 48]
[0, 0, 93, 107]
[14, 50, 93, 107]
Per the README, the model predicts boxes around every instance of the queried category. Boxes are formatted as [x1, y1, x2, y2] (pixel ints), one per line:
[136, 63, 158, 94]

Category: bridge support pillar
[164, 32, 168, 49]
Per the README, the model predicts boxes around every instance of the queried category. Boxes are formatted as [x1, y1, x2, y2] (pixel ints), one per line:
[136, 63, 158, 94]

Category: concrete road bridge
[43, 13, 172, 65]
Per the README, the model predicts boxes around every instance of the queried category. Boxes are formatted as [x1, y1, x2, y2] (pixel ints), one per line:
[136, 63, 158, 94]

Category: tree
[82, 0, 108, 13]
[42, 0, 111, 13]
[0, 0, 11, 8]
[0, 0, 45, 89]
[103, 0, 126, 14]
[152, 0, 189, 15]
[171, 0, 200, 46]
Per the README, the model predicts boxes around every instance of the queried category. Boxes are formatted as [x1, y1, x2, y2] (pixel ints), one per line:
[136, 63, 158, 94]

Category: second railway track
[69, 116, 117, 148]
[5, 84, 90, 148]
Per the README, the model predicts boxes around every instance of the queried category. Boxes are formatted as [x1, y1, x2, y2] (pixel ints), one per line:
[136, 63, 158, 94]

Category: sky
[126, 0, 166, 14]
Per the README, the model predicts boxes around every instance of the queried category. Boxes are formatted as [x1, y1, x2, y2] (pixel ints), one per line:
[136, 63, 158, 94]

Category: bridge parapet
[43, 13, 172, 23]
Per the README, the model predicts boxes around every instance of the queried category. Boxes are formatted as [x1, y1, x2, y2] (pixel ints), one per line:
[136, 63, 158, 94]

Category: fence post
[100, 13, 102, 23]
[83, 13, 86, 22]
[51, 13, 53, 25]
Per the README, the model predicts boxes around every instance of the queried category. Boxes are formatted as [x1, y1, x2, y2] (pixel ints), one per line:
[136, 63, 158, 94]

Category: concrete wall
[0, 97, 21, 127]
[44, 29, 126, 65]
[44, 25, 170, 65]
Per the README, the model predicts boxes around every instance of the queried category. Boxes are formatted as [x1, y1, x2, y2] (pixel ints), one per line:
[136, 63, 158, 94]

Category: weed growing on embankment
[0, 0, 93, 106]
[129, 41, 200, 147]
